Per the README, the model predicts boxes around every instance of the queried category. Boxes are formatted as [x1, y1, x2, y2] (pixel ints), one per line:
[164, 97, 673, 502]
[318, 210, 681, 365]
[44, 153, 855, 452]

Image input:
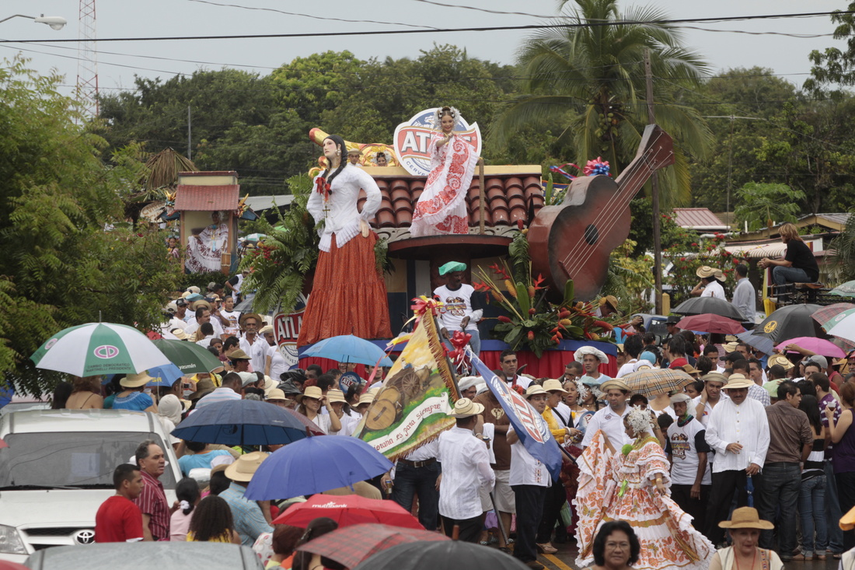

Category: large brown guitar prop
[528, 124, 675, 302]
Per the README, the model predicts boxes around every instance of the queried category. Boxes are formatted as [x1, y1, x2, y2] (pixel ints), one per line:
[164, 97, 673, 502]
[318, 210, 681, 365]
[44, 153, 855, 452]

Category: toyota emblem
[72, 529, 95, 545]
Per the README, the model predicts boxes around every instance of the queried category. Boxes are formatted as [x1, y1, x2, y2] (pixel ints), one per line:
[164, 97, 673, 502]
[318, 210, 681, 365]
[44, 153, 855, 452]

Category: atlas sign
[273, 294, 307, 369]
[393, 108, 481, 177]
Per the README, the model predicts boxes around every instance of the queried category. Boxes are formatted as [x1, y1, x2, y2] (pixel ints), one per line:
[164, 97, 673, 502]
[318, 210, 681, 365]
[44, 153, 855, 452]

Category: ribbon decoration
[583, 157, 611, 177]
[548, 162, 581, 181]
[446, 330, 472, 372]
[314, 176, 332, 200]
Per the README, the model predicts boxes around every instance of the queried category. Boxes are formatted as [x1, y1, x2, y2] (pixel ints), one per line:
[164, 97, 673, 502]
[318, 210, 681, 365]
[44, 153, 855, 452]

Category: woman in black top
[758, 222, 820, 285]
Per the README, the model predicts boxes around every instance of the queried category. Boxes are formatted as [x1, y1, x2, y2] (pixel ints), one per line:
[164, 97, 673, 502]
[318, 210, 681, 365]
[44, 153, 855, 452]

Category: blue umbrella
[302, 334, 393, 367]
[736, 331, 775, 355]
[147, 363, 184, 387]
[245, 435, 394, 500]
[171, 399, 312, 446]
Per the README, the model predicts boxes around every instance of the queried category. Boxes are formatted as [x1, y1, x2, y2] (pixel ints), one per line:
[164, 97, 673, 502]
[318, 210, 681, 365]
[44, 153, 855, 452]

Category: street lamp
[0, 14, 67, 30]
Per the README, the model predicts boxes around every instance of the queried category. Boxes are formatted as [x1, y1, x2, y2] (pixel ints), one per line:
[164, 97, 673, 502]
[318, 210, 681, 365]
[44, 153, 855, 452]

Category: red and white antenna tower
[76, 0, 99, 116]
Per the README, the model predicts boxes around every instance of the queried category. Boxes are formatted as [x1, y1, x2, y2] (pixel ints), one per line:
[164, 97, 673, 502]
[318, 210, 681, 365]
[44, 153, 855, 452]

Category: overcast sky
[0, 0, 846, 99]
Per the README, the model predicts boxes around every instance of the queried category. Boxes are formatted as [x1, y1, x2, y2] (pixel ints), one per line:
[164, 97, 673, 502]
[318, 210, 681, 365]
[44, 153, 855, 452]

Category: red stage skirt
[296, 232, 392, 346]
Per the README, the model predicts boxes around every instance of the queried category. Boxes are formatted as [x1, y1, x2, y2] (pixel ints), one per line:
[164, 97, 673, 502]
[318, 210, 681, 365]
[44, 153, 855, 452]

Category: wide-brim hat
[121, 371, 154, 388]
[574, 346, 608, 364]
[170, 327, 190, 341]
[767, 354, 794, 370]
[696, 265, 716, 279]
[296, 385, 324, 403]
[701, 372, 727, 385]
[347, 147, 362, 156]
[542, 379, 568, 394]
[186, 286, 201, 295]
[449, 398, 484, 418]
[240, 313, 263, 327]
[723, 341, 739, 353]
[714, 269, 725, 281]
[266, 388, 288, 402]
[719, 507, 774, 530]
[357, 393, 375, 406]
[724, 373, 753, 390]
[326, 389, 347, 404]
[238, 372, 258, 388]
[258, 325, 274, 335]
[600, 378, 630, 392]
[225, 451, 268, 483]
[228, 349, 251, 361]
[189, 378, 216, 399]
[191, 299, 212, 312]
[681, 364, 701, 375]
[599, 295, 619, 311]
[524, 385, 548, 399]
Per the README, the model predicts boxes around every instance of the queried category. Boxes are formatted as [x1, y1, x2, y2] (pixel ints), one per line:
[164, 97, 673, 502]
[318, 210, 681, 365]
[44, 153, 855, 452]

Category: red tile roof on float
[174, 185, 240, 211]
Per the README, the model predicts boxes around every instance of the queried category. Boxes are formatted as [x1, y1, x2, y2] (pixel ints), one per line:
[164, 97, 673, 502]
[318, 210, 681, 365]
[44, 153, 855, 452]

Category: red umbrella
[272, 494, 423, 529]
[0, 438, 7, 449]
[675, 314, 745, 335]
[296, 523, 449, 569]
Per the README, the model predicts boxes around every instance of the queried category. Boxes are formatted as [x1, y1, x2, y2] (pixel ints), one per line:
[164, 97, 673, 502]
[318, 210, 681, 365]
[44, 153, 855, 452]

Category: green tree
[733, 182, 805, 231]
[830, 211, 855, 283]
[805, 3, 855, 98]
[0, 58, 183, 395]
[491, 0, 713, 207]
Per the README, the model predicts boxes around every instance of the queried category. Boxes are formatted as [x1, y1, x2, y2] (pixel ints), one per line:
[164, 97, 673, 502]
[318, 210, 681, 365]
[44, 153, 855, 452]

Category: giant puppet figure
[296, 134, 392, 346]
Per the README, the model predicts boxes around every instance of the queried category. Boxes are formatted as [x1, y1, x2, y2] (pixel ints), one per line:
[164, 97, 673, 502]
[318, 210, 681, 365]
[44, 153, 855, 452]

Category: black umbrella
[672, 297, 745, 321]
[353, 541, 529, 570]
[754, 304, 826, 344]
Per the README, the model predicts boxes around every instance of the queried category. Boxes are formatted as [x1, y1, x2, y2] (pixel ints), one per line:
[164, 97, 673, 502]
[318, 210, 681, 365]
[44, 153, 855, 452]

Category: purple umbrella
[775, 336, 846, 358]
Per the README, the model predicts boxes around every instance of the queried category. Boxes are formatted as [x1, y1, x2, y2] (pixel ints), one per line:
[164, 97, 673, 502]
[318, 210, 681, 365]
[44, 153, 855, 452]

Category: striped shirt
[195, 388, 241, 409]
[134, 471, 170, 541]
[219, 482, 272, 546]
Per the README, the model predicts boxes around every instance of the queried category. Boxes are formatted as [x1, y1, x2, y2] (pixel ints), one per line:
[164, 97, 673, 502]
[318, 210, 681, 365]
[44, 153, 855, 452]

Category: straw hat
[357, 393, 375, 406]
[542, 379, 568, 394]
[449, 398, 484, 418]
[189, 378, 216, 400]
[599, 295, 619, 311]
[121, 371, 153, 388]
[696, 266, 716, 279]
[228, 349, 251, 361]
[225, 451, 268, 483]
[524, 385, 548, 399]
[600, 378, 630, 392]
[297, 386, 324, 403]
[240, 313, 263, 327]
[723, 341, 740, 353]
[681, 363, 701, 375]
[719, 507, 774, 530]
[258, 325, 274, 335]
[670, 393, 692, 404]
[186, 286, 201, 295]
[723, 373, 753, 390]
[701, 372, 727, 385]
[170, 327, 190, 341]
[714, 269, 725, 282]
[266, 388, 287, 402]
[191, 299, 212, 312]
[767, 354, 794, 370]
[326, 389, 347, 404]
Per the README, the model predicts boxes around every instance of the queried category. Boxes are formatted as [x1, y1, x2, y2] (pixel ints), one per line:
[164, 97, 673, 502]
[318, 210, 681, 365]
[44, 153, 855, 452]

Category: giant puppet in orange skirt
[296, 134, 392, 346]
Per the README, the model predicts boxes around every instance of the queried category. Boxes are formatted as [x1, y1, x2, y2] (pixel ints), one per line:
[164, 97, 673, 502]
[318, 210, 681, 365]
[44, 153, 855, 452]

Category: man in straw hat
[575, 345, 611, 384]
[581, 378, 631, 449]
[704, 373, 771, 547]
[692, 265, 726, 299]
[346, 147, 363, 166]
[693, 372, 729, 427]
[712, 507, 783, 569]
[437, 398, 494, 543]
[238, 312, 267, 373]
[434, 260, 483, 355]
[507, 385, 553, 569]
[221, 452, 273, 546]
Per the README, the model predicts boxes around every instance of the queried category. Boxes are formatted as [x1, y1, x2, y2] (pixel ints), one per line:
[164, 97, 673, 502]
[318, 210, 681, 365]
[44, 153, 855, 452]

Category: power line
[0, 10, 852, 44]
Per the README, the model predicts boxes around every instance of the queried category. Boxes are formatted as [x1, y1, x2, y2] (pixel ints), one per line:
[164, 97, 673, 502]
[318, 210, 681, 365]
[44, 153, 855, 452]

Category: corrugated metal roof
[815, 213, 852, 227]
[174, 185, 240, 211]
[673, 208, 728, 230]
[724, 237, 823, 258]
[245, 195, 294, 212]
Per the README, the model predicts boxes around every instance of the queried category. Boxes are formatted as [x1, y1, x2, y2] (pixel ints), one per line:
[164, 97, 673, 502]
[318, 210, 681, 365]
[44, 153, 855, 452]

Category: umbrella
[775, 337, 845, 358]
[826, 313, 855, 344]
[242, 233, 266, 243]
[151, 339, 224, 374]
[302, 334, 394, 367]
[830, 280, 855, 297]
[352, 540, 529, 570]
[622, 368, 695, 397]
[736, 331, 775, 355]
[171, 399, 317, 446]
[30, 322, 171, 376]
[0, 437, 7, 449]
[296, 523, 449, 569]
[245, 435, 393, 500]
[146, 363, 184, 387]
[754, 304, 825, 344]
[672, 297, 745, 321]
[675, 314, 745, 335]
[814, 305, 855, 331]
[272, 495, 422, 529]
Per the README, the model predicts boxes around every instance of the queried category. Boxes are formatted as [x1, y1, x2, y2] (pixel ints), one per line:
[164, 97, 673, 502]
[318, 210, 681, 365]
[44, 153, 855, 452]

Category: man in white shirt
[238, 313, 267, 373]
[496, 349, 532, 390]
[216, 295, 241, 338]
[692, 372, 728, 427]
[617, 335, 643, 378]
[703, 374, 770, 546]
[691, 265, 726, 299]
[507, 385, 552, 570]
[434, 261, 483, 355]
[437, 398, 495, 543]
[581, 378, 631, 449]
[575, 346, 611, 384]
[731, 264, 756, 321]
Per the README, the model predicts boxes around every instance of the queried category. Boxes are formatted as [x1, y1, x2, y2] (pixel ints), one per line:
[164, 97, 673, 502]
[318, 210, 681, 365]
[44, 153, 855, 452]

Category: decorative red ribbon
[314, 176, 331, 200]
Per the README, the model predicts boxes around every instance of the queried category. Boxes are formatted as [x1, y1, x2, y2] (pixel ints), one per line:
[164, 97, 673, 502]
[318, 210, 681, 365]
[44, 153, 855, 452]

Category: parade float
[252, 109, 674, 378]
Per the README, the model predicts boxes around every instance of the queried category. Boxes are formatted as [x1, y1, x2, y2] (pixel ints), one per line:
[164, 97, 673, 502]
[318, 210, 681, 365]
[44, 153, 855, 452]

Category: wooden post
[644, 48, 663, 315]
[478, 158, 486, 234]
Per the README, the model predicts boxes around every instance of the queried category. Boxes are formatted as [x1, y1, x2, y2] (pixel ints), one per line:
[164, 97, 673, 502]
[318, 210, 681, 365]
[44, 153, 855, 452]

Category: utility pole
[187, 106, 192, 160]
[644, 49, 663, 315]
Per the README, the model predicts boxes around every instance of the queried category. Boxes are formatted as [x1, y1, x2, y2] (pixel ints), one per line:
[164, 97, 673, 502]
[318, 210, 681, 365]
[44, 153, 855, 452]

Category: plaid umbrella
[814, 305, 855, 331]
[675, 314, 745, 335]
[297, 523, 449, 569]
[622, 367, 695, 397]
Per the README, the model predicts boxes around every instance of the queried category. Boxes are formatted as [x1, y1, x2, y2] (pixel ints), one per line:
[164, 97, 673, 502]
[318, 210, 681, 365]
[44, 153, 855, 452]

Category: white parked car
[0, 409, 181, 563]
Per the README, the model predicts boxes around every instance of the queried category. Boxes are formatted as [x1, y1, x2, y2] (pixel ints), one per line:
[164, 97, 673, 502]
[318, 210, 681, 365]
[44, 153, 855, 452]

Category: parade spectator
[134, 440, 175, 542]
[95, 464, 144, 543]
[756, 381, 811, 561]
[113, 372, 157, 413]
[537, 380, 574, 552]
[710, 507, 784, 570]
[731, 264, 756, 322]
[295, 386, 341, 434]
[731, 361, 769, 407]
[178, 441, 234, 476]
[437, 398, 494, 542]
[798, 394, 829, 561]
[575, 346, 611, 384]
[663, 316, 681, 344]
[238, 313, 268, 372]
[704, 374, 770, 547]
[692, 266, 726, 299]
[170, 477, 200, 542]
[561, 361, 583, 383]
[496, 349, 532, 389]
[220, 452, 273, 546]
[390, 436, 440, 531]
[51, 380, 73, 409]
[666, 393, 711, 536]
[292, 518, 342, 570]
[758, 222, 819, 292]
[617, 335, 642, 378]
[826, 382, 855, 550]
[217, 295, 241, 338]
[196, 372, 242, 409]
[187, 495, 241, 544]
[589, 521, 640, 570]
[265, 525, 304, 569]
[581, 378, 631, 449]
[65, 376, 104, 409]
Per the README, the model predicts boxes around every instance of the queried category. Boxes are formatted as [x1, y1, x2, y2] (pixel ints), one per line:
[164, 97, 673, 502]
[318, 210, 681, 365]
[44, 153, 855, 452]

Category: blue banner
[468, 351, 563, 479]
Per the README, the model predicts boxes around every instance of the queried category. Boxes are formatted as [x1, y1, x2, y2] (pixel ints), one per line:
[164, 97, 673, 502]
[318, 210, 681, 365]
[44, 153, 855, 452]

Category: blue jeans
[825, 460, 844, 553]
[772, 265, 812, 285]
[390, 461, 440, 531]
[800, 474, 828, 557]
[756, 462, 800, 557]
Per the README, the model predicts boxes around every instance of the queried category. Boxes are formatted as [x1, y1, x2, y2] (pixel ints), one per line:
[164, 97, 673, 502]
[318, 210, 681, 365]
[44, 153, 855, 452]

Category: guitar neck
[612, 127, 675, 208]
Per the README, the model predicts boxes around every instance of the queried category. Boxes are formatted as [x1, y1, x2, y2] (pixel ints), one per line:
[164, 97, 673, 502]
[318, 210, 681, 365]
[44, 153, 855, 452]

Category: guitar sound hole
[584, 224, 599, 245]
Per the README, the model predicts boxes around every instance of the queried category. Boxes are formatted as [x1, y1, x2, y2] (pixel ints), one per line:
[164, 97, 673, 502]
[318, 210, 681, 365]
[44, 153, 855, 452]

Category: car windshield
[0, 431, 176, 489]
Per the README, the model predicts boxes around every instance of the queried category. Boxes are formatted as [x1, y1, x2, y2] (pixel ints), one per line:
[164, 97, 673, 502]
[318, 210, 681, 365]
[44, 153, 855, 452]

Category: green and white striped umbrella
[30, 323, 171, 376]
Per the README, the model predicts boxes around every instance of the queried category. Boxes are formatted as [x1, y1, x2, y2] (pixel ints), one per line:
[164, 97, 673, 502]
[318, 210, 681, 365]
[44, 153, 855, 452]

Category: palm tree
[492, 0, 713, 206]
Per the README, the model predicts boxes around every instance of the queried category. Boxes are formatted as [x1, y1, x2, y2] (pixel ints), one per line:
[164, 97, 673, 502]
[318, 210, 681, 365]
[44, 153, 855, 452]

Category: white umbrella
[826, 313, 855, 344]
[30, 323, 171, 376]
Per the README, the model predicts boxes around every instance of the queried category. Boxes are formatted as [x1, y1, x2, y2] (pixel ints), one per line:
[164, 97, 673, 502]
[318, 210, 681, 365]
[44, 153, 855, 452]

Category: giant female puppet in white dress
[410, 106, 480, 237]
[186, 211, 229, 273]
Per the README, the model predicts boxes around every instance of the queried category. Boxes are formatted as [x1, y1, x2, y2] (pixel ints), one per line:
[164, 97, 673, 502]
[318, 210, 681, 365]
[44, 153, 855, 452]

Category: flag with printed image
[469, 350, 563, 479]
[357, 305, 459, 462]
